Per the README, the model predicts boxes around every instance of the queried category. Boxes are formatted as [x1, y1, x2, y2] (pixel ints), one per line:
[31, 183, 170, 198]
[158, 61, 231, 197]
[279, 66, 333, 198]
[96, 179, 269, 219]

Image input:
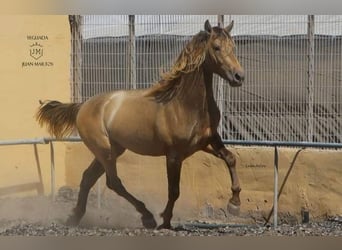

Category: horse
[36, 19, 245, 229]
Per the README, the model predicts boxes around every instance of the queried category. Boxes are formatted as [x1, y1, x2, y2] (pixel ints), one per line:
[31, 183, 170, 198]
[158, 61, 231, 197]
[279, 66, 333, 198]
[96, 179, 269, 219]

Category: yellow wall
[65, 144, 342, 219]
[0, 15, 70, 196]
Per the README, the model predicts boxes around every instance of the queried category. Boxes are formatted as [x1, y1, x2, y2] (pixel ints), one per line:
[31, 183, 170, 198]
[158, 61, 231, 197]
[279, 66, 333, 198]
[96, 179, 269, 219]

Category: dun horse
[36, 20, 245, 229]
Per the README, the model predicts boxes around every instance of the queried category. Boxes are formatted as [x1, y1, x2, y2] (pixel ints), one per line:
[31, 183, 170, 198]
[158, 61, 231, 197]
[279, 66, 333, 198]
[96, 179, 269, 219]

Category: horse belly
[110, 129, 165, 156]
[105, 99, 165, 156]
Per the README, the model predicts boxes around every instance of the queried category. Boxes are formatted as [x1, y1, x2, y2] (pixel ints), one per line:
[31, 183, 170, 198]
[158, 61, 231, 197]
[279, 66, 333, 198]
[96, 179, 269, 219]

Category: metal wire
[70, 15, 342, 144]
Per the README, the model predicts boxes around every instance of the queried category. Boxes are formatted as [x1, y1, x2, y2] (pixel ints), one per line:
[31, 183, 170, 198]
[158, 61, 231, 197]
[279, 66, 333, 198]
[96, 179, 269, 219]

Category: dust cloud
[0, 190, 162, 229]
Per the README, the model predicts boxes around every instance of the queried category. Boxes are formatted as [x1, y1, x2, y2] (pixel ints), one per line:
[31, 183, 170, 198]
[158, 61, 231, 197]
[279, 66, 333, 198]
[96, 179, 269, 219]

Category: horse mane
[145, 31, 210, 103]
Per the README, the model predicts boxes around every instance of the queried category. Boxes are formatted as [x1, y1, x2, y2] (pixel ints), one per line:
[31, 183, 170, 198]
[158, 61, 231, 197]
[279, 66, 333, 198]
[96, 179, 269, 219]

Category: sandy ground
[0, 192, 341, 236]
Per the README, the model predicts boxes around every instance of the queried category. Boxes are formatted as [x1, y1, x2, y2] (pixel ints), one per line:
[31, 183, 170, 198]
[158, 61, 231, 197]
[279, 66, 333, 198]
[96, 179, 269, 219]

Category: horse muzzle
[226, 69, 245, 87]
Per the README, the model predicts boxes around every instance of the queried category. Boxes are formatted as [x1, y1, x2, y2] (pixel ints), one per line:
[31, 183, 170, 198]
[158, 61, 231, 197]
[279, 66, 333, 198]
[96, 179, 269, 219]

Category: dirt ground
[0, 192, 341, 236]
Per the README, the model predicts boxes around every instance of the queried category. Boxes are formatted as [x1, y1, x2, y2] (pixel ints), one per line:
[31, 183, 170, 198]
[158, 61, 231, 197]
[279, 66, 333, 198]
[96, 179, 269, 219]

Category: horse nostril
[234, 72, 244, 82]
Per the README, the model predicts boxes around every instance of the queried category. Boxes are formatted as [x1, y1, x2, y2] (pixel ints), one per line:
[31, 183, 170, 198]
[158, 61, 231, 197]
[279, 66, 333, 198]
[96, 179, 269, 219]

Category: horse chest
[191, 124, 212, 144]
[159, 97, 220, 150]
[179, 115, 211, 147]
[191, 108, 220, 146]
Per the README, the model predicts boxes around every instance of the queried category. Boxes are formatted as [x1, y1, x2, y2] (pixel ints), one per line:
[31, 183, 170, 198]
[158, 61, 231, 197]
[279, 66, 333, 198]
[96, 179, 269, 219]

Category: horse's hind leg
[66, 159, 104, 226]
[206, 134, 241, 215]
[101, 145, 157, 229]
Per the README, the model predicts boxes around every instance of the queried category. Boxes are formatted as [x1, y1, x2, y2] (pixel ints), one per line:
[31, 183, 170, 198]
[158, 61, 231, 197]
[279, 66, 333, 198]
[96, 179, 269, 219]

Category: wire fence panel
[313, 15, 342, 143]
[224, 15, 310, 142]
[70, 15, 342, 144]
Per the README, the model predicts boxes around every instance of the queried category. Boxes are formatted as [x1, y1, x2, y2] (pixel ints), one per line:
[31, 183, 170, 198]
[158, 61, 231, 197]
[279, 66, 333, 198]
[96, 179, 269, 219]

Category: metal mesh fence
[225, 15, 310, 142]
[70, 15, 342, 143]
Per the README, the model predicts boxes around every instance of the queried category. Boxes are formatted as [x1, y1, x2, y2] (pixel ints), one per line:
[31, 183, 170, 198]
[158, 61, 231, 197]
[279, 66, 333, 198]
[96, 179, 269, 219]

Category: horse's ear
[224, 20, 234, 34]
[204, 20, 212, 34]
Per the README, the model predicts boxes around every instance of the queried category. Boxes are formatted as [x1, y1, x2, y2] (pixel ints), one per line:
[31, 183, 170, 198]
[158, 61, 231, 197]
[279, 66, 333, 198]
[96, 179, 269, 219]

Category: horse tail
[36, 100, 83, 138]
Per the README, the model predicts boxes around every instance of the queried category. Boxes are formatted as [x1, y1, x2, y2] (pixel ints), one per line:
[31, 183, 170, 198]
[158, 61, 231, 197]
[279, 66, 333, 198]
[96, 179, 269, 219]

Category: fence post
[273, 146, 279, 228]
[216, 15, 225, 137]
[307, 15, 315, 142]
[69, 15, 83, 102]
[33, 144, 44, 195]
[50, 142, 56, 201]
[217, 15, 224, 28]
[128, 15, 137, 89]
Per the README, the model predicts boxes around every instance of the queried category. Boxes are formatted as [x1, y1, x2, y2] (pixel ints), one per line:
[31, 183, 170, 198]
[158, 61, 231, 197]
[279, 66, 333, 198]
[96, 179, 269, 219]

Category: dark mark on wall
[245, 164, 267, 168]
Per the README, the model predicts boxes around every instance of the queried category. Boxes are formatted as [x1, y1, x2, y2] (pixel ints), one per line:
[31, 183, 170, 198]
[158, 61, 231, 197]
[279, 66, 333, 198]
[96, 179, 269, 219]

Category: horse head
[204, 19, 245, 87]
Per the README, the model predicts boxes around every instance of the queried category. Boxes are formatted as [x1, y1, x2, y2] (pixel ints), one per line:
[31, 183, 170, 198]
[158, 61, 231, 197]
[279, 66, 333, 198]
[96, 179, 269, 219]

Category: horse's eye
[213, 45, 220, 51]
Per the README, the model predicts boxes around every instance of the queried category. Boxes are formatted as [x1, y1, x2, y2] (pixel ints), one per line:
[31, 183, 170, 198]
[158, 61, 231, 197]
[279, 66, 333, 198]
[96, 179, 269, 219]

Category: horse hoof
[65, 215, 80, 227]
[227, 202, 240, 216]
[141, 215, 157, 229]
[157, 223, 171, 230]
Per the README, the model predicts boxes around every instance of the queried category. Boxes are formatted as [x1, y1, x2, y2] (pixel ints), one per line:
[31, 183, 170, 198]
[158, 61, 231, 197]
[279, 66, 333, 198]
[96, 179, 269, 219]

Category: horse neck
[174, 66, 216, 112]
[203, 68, 216, 106]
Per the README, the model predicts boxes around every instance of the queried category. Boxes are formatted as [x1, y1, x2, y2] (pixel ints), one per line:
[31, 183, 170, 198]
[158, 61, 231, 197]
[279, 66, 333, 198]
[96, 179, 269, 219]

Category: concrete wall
[0, 15, 70, 196]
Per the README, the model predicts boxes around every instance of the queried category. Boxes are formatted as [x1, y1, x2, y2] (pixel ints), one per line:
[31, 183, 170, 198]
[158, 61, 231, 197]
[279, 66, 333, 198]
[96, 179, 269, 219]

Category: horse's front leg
[206, 134, 241, 215]
[158, 153, 183, 229]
